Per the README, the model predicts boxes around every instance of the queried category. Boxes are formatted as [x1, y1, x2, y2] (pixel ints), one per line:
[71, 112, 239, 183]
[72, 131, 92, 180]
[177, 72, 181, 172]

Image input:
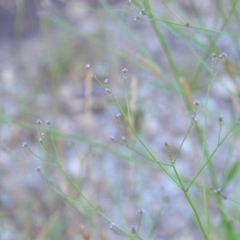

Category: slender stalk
[184, 192, 209, 240]
[143, 0, 180, 79]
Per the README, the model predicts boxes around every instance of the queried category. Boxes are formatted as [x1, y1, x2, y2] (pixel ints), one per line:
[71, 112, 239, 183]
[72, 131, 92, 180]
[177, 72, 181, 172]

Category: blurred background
[0, 0, 239, 239]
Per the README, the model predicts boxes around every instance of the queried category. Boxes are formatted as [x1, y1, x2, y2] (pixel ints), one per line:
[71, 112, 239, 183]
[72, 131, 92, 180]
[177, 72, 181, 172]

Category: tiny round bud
[211, 53, 216, 58]
[140, 8, 146, 15]
[138, 209, 145, 214]
[219, 52, 227, 59]
[41, 133, 45, 139]
[109, 223, 115, 229]
[211, 53, 218, 70]
[193, 100, 200, 106]
[35, 166, 41, 172]
[105, 88, 112, 93]
[85, 64, 91, 69]
[104, 78, 109, 84]
[218, 114, 223, 124]
[36, 119, 42, 125]
[39, 137, 43, 143]
[22, 142, 28, 148]
[115, 112, 121, 118]
[134, 16, 142, 21]
[214, 188, 221, 193]
[46, 120, 51, 125]
[191, 114, 198, 122]
[122, 68, 129, 74]
[164, 141, 169, 147]
[130, 224, 136, 234]
[121, 136, 127, 142]
[109, 135, 115, 141]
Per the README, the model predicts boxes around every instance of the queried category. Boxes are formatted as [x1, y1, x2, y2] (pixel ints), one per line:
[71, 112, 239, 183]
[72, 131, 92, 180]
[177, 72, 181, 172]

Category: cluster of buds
[213, 188, 227, 200]
[22, 119, 51, 148]
[139, 8, 146, 15]
[103, 78, 113, 94]
[127, 0, 131, 6]
[85, 63, 97, 80]
[191, 113, 198, 122]
[36, 119, 51, 126]
[126, 0, 145, 14]
[164, 142, 173, 163]
[109, 134, 127, 145]
[211, 52, 227, 71]
[130, 209, 145, 235]
[127, 0, 147, 19]
[39, 132, 45, 143]
[109, 112, 127, 144]
[191, 100, 200, 122]
[122, 67, 129, 79]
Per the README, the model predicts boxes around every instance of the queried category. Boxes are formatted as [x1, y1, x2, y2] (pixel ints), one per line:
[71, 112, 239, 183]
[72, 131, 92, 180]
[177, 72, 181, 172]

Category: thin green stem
[173, 122, 194, 164]
[218, 124, 222, 146]
[187, 121, 240, 191]
[192, 0, 238, 82]
[184, 191, 209, 240]
[112, 95, 181, 188]
[172, 164, 185, 191]
[127, 145, 172, 166]
[172, 163, 208, 239]
[143, 0, 180, 79]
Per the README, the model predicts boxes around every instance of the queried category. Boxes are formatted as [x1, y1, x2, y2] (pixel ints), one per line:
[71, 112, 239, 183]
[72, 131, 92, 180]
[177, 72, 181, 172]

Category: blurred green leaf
[222, 160, 240, 189]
